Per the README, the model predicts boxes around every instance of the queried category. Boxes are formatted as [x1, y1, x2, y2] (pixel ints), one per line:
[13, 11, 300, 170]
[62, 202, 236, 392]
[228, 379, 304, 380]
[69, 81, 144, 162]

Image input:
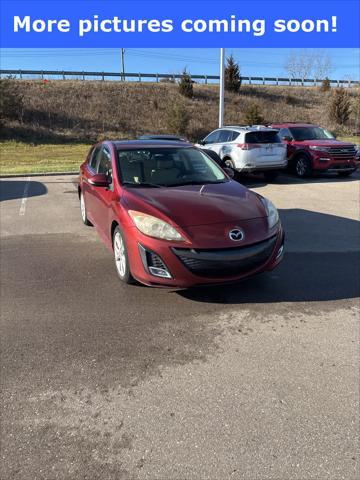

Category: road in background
[1, 172, 359, 480]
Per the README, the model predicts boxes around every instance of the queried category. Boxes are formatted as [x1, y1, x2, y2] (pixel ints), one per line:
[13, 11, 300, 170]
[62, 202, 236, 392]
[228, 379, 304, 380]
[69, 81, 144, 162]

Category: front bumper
[312, 154, 359, 172]
[125, 225, 285, 288]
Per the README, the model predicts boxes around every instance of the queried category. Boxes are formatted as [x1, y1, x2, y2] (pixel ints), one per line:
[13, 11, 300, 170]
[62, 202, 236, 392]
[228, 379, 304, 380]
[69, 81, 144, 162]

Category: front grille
[326, 146, 356, 159]
[173, 236, 277, 278]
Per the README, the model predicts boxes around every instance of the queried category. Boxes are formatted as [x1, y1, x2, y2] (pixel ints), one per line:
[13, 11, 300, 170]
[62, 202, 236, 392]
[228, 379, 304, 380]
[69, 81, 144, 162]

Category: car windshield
[289, 126, 335, 141]
[117, 147, 227, 187]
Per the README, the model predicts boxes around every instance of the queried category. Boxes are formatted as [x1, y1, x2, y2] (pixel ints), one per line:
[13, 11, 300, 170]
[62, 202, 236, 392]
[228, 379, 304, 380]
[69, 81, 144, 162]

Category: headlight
[261, 197, 279, 229]
[309, 146, 329, 152]
[128, 210, 184, 241]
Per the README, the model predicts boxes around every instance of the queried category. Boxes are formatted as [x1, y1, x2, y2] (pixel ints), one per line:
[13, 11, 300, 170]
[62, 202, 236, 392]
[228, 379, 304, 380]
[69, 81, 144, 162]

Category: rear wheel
[295, 155, 312, 178]
[113, 226, 135, 284]
[337, 170, 355, 177]
[263, 171, 279, 182]
[80, 191, 92, 226]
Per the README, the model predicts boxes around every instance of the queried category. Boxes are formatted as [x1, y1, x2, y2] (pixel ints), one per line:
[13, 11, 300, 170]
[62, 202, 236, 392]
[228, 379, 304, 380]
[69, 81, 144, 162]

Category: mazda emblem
[229, 229, 245, 241]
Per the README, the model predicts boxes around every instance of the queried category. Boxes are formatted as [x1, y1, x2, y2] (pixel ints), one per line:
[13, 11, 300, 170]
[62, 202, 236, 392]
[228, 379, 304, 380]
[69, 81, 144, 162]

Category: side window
[97, 147, 112, 176]
[89, 146, 101, 170]
[204, 130, 221, 144]
[279, 128, 292, 140]
[218, 130, 239, 143]
[231, 131, 240, 141]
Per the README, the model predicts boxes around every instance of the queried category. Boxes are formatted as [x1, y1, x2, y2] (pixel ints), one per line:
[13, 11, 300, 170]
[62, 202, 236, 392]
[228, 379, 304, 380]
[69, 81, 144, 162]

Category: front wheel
[113, 226, 135, 284]
[295, 155, 312, 178]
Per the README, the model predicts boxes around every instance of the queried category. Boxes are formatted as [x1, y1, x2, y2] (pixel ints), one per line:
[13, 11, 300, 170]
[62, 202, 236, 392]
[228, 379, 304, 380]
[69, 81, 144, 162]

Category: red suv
[79, 140, 284, 288]
[271, 123, 359, 178]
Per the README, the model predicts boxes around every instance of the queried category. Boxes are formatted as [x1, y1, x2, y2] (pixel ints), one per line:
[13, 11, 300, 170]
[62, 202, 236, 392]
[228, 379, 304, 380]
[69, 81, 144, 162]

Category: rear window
[245, 131, 281, 144]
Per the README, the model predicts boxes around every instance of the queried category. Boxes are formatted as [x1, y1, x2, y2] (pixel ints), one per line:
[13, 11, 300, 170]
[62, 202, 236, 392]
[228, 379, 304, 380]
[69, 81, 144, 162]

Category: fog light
[319, 157, 330, 162]
[148, 266, 172, 278]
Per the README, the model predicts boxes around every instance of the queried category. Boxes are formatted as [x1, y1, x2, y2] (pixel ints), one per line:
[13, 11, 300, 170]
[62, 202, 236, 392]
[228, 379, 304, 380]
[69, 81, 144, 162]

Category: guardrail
[0, 69, 359, 87]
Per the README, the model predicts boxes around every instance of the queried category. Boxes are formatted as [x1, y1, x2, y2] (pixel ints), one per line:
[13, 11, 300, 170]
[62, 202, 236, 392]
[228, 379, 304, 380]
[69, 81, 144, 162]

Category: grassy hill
[0, 79, 359, 174]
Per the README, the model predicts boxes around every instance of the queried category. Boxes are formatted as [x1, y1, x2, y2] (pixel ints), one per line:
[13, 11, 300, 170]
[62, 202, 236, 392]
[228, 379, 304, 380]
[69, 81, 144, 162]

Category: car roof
[218, 125, 279, 132]
[138, 134, 187, 140]
[271, 123, 317, 128]
[112, 140, 192, 149]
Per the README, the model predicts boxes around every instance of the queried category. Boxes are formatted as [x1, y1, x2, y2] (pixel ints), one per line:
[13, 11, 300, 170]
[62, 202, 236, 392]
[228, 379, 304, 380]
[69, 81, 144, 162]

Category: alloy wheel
[114, 231, 127, 278]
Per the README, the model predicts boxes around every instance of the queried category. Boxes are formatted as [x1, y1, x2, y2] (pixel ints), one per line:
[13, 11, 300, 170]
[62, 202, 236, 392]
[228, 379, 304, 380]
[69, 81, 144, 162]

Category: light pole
[219, 48, 225, 128]
[121, 48, 125, 81]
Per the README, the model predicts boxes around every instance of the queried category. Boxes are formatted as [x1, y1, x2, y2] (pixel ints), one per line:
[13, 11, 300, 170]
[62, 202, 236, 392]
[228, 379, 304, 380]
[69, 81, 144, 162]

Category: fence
[0, 69, 359, 87]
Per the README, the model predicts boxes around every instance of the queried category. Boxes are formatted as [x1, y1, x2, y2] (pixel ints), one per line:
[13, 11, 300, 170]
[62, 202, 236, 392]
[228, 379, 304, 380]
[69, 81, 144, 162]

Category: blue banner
[0, 0, 359, 48]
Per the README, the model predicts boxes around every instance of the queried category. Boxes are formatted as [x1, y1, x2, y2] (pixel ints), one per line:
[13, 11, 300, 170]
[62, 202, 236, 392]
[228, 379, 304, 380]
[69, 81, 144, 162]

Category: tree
[284, 51, 313, 80]
[284, 50, 332, 81]
[329, 88, 351, 125]
[166, 103, 189, 135]
[320, 77, 331, 92]
[244, 103, 264, 125]
[178, 68, 193, 98]
[312, 52, 332, 80]
[225, 54, 241, 93]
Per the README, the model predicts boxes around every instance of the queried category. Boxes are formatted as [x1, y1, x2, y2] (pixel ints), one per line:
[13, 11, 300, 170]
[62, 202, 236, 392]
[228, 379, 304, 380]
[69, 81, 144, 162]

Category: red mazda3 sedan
[78, 140, 284, 287]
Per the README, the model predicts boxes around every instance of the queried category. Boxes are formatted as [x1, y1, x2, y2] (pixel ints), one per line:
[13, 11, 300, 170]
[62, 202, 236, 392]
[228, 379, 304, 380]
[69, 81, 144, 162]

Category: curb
[0, 171, 79, 179]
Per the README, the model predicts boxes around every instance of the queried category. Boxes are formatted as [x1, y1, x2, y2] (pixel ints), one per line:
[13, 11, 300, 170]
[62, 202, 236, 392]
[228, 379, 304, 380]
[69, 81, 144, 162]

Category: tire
[223, 158, 241, 179]
[337, 170, 355, 177]
[295, 155, 312, 178]
[113, 226, 135, 284]
[263, 171, 279, 182]
[223, 158, 235, 169]
[80, 191, 92, 226]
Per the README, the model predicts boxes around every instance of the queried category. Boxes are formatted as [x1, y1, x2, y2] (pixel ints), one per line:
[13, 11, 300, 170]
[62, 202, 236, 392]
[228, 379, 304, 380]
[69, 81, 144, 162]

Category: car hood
[295, 139, 355, 147]
[123, 181, 266, 227]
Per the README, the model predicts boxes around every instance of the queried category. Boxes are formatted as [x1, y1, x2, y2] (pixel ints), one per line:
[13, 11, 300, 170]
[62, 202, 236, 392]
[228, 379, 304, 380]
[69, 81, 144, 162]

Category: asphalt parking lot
[1, 171, 359, 480]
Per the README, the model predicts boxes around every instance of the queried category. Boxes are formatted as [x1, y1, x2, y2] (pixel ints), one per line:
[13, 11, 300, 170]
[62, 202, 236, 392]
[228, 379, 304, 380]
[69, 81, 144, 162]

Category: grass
[0, 141, 90, 175]
[338, 136, 360, 144]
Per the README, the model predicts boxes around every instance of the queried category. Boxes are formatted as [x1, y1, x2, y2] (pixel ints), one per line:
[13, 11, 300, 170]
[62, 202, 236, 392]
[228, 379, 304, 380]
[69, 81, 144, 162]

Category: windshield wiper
[168, 180, 227, 187]
[122, 181, 163, 188]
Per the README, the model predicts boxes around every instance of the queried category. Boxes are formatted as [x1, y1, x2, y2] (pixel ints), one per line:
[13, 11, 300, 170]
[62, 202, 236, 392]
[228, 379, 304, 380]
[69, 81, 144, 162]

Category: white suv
[197, 126, 287, 180]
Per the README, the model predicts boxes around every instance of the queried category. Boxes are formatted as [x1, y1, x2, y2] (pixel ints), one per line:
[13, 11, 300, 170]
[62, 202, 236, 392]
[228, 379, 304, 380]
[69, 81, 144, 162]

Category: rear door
[245, 130, 286, 166]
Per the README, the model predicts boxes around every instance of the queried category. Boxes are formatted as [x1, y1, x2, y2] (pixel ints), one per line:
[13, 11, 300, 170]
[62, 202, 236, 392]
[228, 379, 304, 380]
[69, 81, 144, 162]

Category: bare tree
[285, 50, 332, 82]
[312, 52, 332, 80]
[284, 51, 313, 81]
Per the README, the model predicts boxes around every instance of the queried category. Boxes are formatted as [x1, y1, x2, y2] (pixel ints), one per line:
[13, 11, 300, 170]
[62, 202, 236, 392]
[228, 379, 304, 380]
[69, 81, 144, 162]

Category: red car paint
[271, 123, 359, 175]
[79, 140, 284, 287]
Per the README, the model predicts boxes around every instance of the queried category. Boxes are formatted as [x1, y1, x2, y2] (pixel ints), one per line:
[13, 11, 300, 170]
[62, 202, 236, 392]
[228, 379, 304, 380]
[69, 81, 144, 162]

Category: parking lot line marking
[19, 177, 31, 216]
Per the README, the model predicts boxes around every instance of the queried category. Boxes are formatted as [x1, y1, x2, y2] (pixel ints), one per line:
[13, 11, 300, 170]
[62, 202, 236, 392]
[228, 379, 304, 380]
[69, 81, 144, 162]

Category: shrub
[244, 103, 264, 125]
[329, 88, 351, 125]
[225, 55, 241, 93]
[0, 78, 24, 124]
[166, 103, 189, 135]
[178, 69, 193, 98]
[320, 77, 331, 92]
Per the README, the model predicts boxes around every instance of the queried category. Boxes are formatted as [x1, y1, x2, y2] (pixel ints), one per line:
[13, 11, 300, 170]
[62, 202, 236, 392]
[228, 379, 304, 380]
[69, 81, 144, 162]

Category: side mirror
[88, 173, 111, 187]
[224, 167, 235, 178]
[282, 136, 292, 142]
[198, 140, 206, 146]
